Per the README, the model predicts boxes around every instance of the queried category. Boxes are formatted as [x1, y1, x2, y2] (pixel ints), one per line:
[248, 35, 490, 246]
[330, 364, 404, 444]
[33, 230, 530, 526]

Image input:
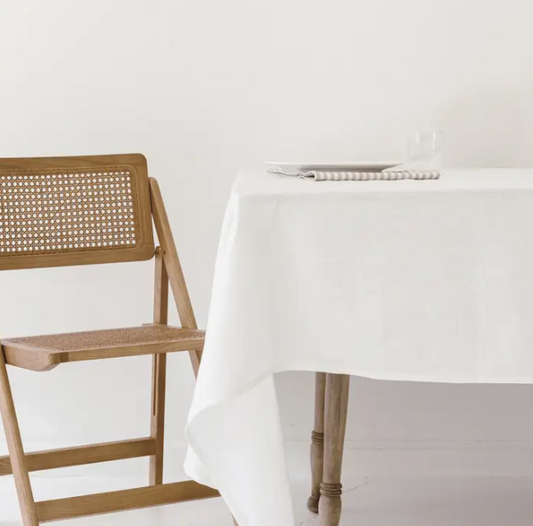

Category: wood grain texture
[0, 438, 155, 476]
[0, 161, 221, 525]
[2, 326, 204, 372]
[0, 154, 154, 270]
[307, 372, 326, 514]
[36, 481, 220, 522]
[0, 348, 39, 526]
[319, 374, 350, 526]
[150, 178, 201, 376]
[150, 248, 169, 485]
[1, 345, 59, 372]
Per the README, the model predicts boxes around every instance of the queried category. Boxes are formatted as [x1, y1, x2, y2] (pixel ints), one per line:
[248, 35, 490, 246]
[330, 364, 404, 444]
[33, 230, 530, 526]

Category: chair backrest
[0, 154, 154, 270]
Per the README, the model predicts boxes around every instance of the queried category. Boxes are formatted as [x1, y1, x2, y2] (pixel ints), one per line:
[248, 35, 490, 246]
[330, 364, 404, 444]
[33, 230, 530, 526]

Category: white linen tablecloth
[185, 169, 533, 526]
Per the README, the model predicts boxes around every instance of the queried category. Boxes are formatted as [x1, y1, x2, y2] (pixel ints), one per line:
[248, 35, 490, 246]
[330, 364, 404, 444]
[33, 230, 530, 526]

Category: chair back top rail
[0, 154, 154, 270]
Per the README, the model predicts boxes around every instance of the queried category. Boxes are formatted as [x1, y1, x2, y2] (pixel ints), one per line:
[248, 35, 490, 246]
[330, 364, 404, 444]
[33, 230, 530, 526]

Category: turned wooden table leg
[307, 372, 326, 513]
[319, 374, 350, 526]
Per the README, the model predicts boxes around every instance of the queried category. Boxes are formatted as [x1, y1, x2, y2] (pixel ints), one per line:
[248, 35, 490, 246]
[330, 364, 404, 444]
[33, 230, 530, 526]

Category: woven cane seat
[2, 325, 205, 372]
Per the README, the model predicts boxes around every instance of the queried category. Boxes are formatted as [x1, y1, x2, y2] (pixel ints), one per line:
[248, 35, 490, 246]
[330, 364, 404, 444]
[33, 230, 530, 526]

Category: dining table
[185, 168, 533, 526]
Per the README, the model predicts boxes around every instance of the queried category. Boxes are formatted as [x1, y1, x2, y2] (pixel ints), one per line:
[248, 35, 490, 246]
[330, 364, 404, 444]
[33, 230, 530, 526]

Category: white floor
[2, 475, 533, 525]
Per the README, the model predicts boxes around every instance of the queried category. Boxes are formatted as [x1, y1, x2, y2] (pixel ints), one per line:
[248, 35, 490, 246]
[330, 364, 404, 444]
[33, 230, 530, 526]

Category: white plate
[265, 161, 400, 172]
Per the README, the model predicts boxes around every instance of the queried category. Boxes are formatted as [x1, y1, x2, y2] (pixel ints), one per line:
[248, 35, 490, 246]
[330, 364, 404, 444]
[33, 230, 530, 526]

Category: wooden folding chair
[0, 154, 219, 525]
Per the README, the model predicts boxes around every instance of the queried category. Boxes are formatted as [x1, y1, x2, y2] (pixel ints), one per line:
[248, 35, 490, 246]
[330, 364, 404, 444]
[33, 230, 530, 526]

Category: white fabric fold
[186, 169, 533, 526]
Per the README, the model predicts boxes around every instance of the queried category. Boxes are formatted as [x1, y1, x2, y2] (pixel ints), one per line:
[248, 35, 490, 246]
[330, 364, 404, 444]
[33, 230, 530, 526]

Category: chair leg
[150, 248, 169, 486]
[307, 372, 326, 514]
[149, 353, 167, 485]
[319, 374, 350, 526]
[0, 349, 39, 526]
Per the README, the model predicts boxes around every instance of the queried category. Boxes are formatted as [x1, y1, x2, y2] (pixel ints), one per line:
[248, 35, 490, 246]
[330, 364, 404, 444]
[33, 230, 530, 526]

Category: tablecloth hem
[188, 362, 533, 426]
[184, 456, 249, 526]
[279, 362, 533, 385]
[185, 360, 533, 524]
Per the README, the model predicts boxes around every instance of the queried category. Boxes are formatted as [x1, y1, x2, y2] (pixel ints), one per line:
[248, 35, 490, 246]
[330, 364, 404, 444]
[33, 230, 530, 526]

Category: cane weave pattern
[5, 326, 205, 352]
[0, 167, 141, 256]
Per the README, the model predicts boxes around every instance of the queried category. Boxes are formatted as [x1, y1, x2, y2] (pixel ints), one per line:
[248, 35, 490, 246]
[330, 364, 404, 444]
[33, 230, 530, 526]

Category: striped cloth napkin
[268, 167, 440, 181]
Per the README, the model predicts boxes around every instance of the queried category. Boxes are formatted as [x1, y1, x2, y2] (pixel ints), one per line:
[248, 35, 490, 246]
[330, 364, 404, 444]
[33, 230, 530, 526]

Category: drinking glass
[407, 131, 443, 170]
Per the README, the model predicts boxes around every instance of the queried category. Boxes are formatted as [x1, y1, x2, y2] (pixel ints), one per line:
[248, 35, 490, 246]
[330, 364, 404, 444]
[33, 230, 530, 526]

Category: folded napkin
[268, 167, 440, 181]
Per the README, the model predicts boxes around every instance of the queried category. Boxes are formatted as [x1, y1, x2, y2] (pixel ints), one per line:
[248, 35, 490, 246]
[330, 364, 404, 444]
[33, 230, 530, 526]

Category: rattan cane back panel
[0, 154, 154, 270]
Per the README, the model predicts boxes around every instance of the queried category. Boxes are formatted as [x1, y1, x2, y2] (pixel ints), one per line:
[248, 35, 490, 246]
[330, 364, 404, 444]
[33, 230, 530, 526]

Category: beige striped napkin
[268, 167, 440, 181]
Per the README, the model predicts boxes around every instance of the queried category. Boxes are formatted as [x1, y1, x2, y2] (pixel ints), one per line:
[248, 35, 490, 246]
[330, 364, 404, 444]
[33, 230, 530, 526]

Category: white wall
[1, 0, 533, 478]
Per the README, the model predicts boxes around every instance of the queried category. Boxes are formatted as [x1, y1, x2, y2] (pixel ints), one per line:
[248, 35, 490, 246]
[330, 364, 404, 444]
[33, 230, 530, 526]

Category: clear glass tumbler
[407, 131, 443, 170]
